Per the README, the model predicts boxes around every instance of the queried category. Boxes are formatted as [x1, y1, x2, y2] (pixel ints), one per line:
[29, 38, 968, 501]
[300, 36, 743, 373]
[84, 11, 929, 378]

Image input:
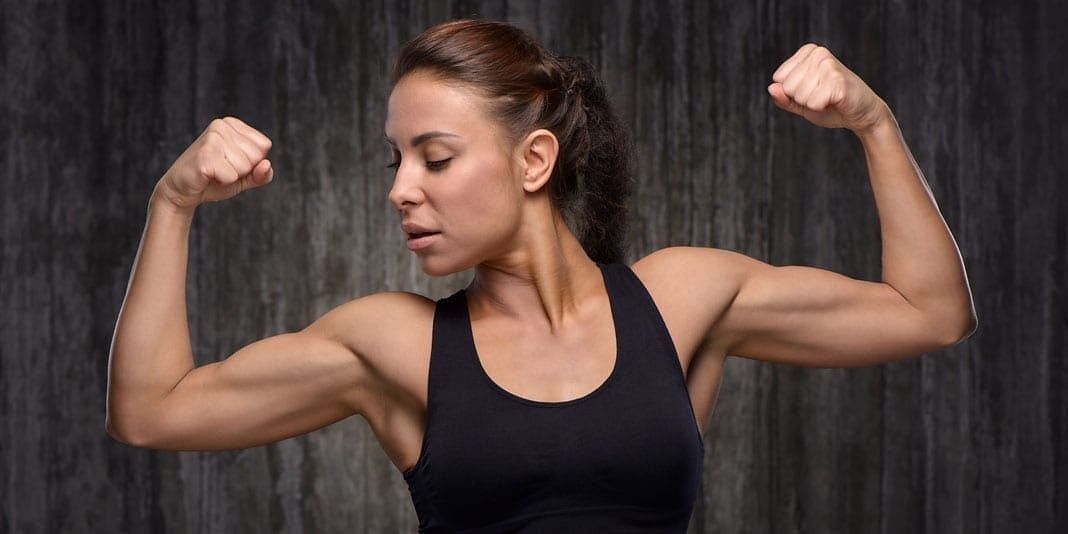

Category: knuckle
[194, 144, 213, 162]
[195, 147, 220, 175]
[222, 116, 245, 132]
[196, 159, 214, 178]
[216, 116, 236, 132]
[201, 129, 225, 147]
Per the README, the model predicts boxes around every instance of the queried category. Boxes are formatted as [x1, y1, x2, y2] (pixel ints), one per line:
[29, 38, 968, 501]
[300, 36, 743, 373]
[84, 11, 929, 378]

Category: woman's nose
[387, 166, 425, 210]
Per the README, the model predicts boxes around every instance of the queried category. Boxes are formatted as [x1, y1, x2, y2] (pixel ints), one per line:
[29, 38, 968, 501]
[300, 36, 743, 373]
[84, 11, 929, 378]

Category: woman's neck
[467, 209, 602, 334]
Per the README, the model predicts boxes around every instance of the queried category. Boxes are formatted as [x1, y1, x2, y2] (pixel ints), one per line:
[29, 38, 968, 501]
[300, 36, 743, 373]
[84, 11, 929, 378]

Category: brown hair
[390, 18, 635, 264]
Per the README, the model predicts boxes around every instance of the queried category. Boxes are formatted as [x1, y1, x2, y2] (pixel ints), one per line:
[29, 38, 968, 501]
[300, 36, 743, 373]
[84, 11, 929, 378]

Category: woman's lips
[406, 232, 440, 251]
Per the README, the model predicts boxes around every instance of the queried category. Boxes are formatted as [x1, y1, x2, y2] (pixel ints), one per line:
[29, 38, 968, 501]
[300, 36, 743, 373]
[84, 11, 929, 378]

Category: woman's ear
[517, 129, 559, 193]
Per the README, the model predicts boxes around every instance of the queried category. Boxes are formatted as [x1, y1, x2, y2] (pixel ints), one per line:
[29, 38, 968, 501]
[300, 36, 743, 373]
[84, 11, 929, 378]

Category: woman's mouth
[406, 232, 440, 251]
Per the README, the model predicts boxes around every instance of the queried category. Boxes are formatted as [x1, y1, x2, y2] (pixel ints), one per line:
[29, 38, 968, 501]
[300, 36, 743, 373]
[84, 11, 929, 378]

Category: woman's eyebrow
[384, 131, 461, 147]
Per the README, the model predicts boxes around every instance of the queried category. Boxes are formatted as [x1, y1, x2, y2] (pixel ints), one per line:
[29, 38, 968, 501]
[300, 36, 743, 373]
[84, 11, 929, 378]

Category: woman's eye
[426, 158, 452, 170]
[384, 157, 452, 171]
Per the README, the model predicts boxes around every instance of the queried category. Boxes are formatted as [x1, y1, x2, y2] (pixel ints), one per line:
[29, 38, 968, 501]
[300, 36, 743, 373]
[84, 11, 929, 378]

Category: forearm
[855, 105, 977, 336]
[106, 184, 198, 435]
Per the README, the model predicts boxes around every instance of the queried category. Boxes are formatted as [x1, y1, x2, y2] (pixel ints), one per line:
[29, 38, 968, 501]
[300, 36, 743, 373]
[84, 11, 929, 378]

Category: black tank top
[403, 262, 705, 532]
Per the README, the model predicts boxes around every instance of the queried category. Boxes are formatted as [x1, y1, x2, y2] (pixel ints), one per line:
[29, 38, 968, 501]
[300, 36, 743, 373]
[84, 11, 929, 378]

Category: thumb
[242, 159, 274, 191]
[767, 83, 803, 115]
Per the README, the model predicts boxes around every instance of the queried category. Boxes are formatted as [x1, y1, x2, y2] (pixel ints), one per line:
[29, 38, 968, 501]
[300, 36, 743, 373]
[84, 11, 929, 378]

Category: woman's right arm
[106, 117, 389, 450]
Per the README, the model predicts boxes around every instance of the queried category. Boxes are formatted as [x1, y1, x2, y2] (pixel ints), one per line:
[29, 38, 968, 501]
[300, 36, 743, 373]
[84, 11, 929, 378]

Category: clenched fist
[767, 43, 889, 133]
[154, 116, 274, 209]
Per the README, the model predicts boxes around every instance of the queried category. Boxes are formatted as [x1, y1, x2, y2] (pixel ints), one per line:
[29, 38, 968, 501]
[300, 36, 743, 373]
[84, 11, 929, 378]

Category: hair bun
[558, 55, 594, 98]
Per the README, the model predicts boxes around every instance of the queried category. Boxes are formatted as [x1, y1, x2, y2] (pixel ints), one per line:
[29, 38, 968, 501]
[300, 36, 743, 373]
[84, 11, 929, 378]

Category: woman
[107, 18, 977, 532]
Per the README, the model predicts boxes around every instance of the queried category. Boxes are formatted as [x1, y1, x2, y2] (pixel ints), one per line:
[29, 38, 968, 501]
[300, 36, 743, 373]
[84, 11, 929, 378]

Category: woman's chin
[416, 256, 460, 278]
[416, 253, 479, 278]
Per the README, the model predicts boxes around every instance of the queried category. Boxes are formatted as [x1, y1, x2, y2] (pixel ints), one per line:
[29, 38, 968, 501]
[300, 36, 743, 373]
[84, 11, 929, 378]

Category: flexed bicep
[111, 291, 429, 451]
[120, 326, 368, 451]
[637, 246, 967, 369]
[709, 252, 966, 367]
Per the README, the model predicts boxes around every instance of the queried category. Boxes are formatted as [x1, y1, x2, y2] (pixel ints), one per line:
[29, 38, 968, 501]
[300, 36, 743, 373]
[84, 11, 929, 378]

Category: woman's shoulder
[630, 245, 750, 292]
[310, 290, 437, 380]
[629, 246, 748, 359]
[316, 290, 436, 330]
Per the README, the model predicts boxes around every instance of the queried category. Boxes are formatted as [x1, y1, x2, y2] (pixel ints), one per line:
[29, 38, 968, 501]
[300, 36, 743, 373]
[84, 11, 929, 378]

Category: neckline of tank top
[462, 261, 622, 409]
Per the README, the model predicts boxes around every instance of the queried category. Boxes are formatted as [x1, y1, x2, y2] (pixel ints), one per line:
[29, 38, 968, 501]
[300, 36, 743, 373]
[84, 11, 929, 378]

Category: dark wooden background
[2, 0, 1064, 532]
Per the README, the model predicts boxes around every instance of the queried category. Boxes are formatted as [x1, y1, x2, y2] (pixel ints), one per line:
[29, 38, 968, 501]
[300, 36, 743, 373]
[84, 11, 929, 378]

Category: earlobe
[520, 129, 558, 193]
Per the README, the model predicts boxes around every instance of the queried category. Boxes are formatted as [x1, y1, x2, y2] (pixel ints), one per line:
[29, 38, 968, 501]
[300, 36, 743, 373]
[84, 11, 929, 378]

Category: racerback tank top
[402, 262, 705, 532]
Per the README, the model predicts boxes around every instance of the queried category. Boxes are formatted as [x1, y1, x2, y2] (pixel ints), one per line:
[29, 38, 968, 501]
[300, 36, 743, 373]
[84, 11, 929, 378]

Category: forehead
[384, 71, 498, 145]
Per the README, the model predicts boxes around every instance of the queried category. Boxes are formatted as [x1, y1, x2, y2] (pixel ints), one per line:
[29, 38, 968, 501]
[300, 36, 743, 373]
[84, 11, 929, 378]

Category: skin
[106, 44, 977, 478]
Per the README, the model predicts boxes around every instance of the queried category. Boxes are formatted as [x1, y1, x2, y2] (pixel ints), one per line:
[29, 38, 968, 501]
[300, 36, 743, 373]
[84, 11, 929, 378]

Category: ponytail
[552, 55, 635, 264]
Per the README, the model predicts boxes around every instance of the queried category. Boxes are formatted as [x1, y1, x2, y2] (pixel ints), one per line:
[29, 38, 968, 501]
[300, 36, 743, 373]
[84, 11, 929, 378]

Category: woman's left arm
[847, 95, 978, 343]
[638, 43, 977, 368]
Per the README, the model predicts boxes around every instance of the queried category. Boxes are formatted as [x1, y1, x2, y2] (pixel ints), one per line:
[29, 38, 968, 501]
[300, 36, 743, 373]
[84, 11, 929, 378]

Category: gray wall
[2, 0, 1064, 532]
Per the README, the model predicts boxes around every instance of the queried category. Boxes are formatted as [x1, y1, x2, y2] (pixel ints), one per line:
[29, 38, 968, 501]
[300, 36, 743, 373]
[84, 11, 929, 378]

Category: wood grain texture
[1, 0, 1063, 532]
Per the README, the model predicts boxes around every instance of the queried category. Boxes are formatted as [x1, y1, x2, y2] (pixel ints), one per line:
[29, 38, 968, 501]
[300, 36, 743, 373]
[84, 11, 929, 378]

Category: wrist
[852, 99, 896, 141]
[150, 181, 198, 217]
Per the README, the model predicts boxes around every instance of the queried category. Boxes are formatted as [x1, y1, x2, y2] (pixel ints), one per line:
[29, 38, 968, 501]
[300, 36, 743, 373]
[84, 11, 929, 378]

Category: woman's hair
[390, 19, 635, 264]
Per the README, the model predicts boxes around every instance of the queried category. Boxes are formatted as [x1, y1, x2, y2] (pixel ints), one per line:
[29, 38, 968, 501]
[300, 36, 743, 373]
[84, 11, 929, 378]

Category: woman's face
[385, 70, 525, 276]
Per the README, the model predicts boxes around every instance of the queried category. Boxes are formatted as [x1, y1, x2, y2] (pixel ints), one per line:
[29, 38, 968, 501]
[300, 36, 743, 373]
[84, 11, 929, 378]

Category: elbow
[962, 313, 979, 339]
[918, 294, 977, 348]
[105, 416, 131, 445]
[105, 409, 158, 448]
[106, 382, 170, 448]
[105, 414, 143, 447]
[939, 312, 978, 347]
